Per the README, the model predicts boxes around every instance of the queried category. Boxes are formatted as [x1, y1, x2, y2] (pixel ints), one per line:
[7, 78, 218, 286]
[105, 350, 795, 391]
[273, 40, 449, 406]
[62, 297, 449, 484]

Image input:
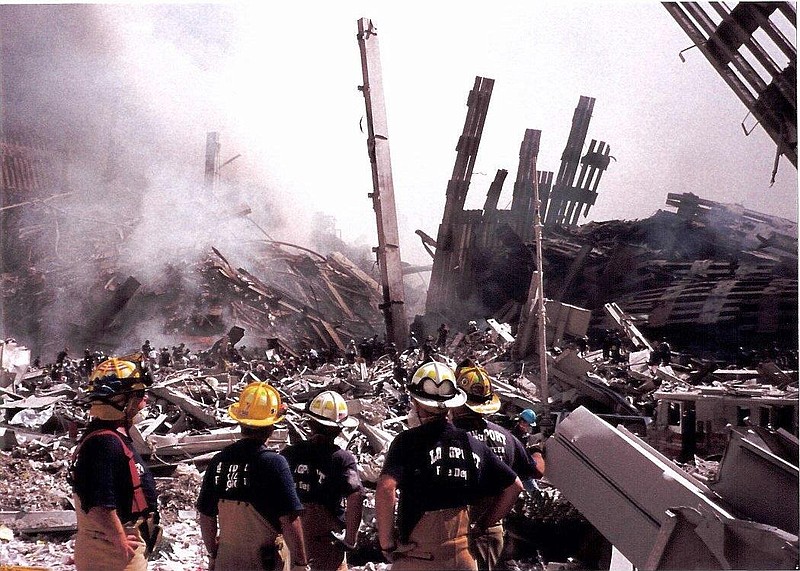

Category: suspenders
[70, 428, 150, 515]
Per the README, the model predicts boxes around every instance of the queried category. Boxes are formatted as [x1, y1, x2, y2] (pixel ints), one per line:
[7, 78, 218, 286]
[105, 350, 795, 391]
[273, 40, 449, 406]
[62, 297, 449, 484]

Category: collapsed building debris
[0, 302, 796, 569]
[0, 9, 795, 571]
[547, 406, 798, 570]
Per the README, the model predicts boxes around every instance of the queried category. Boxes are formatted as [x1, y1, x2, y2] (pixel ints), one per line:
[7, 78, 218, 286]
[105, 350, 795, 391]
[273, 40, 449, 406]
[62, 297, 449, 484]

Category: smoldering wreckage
[1, 10, 799, 571]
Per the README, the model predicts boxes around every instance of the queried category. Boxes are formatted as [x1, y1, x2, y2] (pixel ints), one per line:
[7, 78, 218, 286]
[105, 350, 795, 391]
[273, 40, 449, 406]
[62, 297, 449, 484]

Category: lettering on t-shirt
[214, 462, 251, 491]
[427, 445, 473, 481]
[468, 428, 507, 463]
[293, 463, 326, 493]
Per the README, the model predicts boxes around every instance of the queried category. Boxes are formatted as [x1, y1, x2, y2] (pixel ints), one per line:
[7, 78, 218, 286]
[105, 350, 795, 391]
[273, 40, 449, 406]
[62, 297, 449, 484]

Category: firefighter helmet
[87, 358, 151, 400]
[303, 390, 358, 428]
[456, 361, 501, 414]
[408, 361, 467, 409]
[228, 381, 286, 426]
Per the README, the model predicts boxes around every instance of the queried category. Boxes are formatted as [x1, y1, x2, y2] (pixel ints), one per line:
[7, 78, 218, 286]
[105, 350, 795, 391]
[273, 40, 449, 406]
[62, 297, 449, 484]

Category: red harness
[70, 428, 150, 515]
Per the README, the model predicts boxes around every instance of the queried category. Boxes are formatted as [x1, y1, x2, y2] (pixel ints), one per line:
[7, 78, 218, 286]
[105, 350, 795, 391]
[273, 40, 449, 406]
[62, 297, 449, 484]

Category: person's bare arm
[344, 489, 364, 547]
[86, 506, 140, 561]
[279, 512, 309, 569]
[375, 474, 397, 553]
[531, 451, 546, 478]
[198, 512, 219, 569]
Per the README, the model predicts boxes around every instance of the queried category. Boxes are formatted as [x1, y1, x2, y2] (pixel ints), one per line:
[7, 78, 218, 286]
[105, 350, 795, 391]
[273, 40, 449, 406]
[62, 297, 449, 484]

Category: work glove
[329, 530, 357, 551]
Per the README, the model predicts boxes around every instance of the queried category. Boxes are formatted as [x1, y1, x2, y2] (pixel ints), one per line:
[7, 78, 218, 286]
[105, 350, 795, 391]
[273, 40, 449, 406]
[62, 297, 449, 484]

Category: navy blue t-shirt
[71, 423, 158, 523]
[453, 416, 538, 481]
[381, 418, 516, 542]
[196, 438, 303, 530]
[282, 439, 363, 523]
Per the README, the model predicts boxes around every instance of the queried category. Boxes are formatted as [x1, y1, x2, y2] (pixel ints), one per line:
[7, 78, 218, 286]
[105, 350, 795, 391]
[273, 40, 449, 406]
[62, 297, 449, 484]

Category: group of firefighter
[68, 352, 546, 571]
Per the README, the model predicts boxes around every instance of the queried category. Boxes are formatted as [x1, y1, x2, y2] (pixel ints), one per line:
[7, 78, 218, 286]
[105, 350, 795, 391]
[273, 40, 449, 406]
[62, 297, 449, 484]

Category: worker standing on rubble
[197, 381, 309, 571]
[282, 390, 364, 571]
[452, 360, 541, 570]
[376, 361, 523, 570]
[68, 358, 160, 571]
[513, 410, 547, 458]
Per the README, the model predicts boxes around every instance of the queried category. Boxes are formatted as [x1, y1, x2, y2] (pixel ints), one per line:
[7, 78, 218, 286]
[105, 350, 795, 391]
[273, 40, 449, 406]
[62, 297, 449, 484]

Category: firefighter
[282, 391, 364, 571]
[452, 360, 541, 570]
[197, 382, 309, 571]
[68, 358, 160, 571]
[376, 362, 523, 571]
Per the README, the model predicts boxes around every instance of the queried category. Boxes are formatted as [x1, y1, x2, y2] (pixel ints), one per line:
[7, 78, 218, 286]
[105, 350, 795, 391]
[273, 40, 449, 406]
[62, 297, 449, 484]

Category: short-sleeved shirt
[454, 416, 538, 481]
[281, 439, 363, 523]
[196, 438, 303, 530]
[381, 417, 516, 542]
[71, 422, 158, 523]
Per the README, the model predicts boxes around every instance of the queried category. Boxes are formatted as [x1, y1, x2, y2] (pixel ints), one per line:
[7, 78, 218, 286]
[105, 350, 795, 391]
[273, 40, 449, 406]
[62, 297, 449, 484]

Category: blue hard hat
[519, 409, 537, 425]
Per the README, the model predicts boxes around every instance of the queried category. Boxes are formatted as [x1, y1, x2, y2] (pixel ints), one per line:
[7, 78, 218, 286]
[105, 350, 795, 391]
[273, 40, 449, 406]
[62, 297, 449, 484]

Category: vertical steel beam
[544, 96, 595, 226]
[205, 131, 220, 194]
[356, 18, 408, 348]
[483, 169, 508, 213]
[511, 129, 542, 242]
[425, 77, 493, 318]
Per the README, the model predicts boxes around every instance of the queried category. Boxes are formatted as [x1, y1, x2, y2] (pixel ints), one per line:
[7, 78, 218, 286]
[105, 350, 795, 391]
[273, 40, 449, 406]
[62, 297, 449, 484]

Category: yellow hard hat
[456, 360, 501, 414]
[228, 382, 286, 426]
[303, 390, 358, 428]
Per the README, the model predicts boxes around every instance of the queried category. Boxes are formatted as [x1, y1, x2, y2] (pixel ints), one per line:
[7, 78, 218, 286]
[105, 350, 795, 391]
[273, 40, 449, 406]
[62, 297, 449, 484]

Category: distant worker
[436, 323, 450, 349]
[512, 409, 546, 469]
[452, 360, 541, 570]
[376, 361, 523, 570]
[56, 346, 69, 365]
[656, 338, 672, 366]
[68, 358, 160, 571]
[197, 381, 309, 571]
[576, 335, 589, 357]
[282, 391, 364, 571]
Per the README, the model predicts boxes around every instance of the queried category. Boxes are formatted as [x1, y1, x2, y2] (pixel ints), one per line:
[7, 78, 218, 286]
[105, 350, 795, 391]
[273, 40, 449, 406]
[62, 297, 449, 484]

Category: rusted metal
[356, 18, 408, 349]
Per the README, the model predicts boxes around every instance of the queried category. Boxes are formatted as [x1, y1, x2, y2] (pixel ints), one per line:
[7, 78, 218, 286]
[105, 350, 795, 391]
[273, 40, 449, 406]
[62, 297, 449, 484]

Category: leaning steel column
[356, 18, 408, 348]
[425, 76, 494, 317]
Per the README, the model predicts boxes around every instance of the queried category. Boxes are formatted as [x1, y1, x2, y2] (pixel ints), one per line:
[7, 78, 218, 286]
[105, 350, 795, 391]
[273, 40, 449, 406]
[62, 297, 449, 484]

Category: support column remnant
[425, 76, 494, 319]
[356, 18, 408, 348]
[205, 131, 220, 194]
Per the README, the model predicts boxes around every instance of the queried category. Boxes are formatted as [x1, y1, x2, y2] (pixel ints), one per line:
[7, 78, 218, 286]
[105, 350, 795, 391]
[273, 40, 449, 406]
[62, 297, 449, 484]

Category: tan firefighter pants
[300, 503, 347, 571]
[391, 507, 476, 571]
[73, 495, 147, 571]
[213, 499, 290, 571]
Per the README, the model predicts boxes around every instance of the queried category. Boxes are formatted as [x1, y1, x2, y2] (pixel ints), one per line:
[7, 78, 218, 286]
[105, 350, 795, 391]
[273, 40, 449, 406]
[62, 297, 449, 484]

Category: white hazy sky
[104, 1, 797, 266]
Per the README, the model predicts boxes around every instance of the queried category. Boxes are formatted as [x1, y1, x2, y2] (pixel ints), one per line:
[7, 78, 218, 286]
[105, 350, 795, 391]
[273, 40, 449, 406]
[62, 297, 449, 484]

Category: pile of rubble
[1, 310, 797, 569]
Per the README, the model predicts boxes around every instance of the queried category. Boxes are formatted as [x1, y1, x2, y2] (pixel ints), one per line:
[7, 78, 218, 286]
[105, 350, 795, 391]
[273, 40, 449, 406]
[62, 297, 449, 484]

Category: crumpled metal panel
[711, 427, 799, 535]
[546, 406, 798, 570]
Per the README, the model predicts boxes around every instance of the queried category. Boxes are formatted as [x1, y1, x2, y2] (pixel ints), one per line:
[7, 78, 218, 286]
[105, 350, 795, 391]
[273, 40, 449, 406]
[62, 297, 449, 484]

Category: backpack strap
[70, 428, 150, 516]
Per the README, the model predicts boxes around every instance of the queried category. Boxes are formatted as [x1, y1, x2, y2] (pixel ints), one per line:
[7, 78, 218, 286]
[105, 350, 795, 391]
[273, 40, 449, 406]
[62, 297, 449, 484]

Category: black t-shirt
[381, 418, 517, 542]
[196, 438, 303, 530]
[282, 439, 363, 522]
[71, 422, 158, 523]
[453, 416, 538, 481]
